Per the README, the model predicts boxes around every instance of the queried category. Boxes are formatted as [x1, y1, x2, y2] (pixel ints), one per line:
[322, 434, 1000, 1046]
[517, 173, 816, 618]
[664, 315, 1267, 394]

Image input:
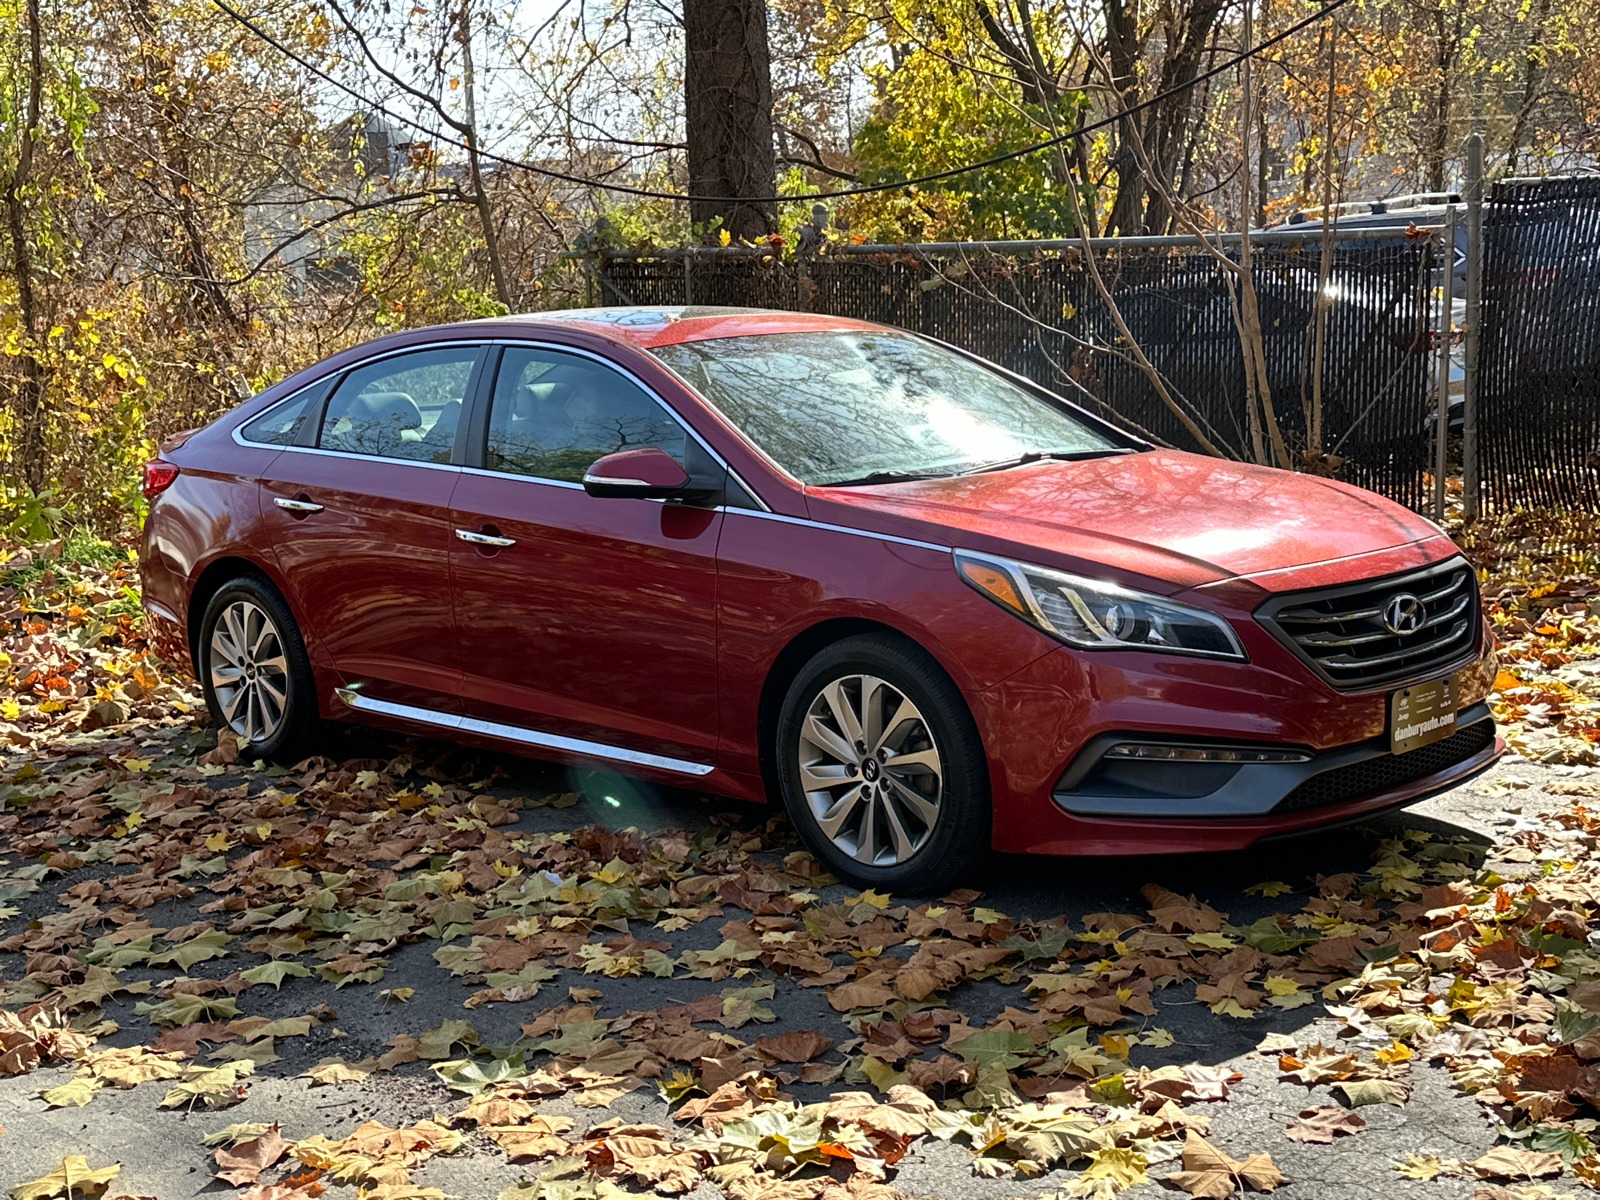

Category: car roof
[464, 306, 890, 349]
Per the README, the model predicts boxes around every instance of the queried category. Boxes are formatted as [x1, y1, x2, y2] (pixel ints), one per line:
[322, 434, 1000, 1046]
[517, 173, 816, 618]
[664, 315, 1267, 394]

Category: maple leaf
[159, 1060, 254, 1109]
[216, 1125, 290, 1185]
[38, 1075, 102, 1108]
[1471, 1146, 1563, 1180]
[1062, 1145, 1147, 1197]
[753, 1029, 833, 1063]
[1167, 1134, 1285, 1197]
[1284, 1105, 1366, 1143]
[8, 1156, 121, 1200]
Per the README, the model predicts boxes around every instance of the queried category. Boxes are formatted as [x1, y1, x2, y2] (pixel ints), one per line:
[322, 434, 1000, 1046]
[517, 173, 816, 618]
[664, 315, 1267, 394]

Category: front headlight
[954, 550, 1246, 660]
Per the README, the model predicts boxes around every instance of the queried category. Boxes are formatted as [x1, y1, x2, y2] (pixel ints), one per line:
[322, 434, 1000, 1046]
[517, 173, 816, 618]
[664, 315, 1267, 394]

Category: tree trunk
[2, 0, 48, 492]
[684, 0, 777, 241]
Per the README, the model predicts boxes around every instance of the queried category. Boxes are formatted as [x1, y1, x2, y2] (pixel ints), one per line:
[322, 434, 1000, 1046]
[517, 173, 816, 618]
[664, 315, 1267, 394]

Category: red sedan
[139, 307, 1501, 891]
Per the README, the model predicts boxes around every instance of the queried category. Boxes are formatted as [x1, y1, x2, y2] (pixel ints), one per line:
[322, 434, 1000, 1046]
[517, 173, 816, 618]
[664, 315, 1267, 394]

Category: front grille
[1256, 558, 1479, 690]
[1272, 719, 1495, 814]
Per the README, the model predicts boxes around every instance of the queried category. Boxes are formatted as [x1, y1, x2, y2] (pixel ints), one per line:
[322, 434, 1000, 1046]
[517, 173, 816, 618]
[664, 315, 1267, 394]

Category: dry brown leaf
[1167, 1133, 1285, 1198]
[215, 1125, 290, 1185]
[1470, 1146, 1563, 1180]
[1283, 1106, 1366, 1144]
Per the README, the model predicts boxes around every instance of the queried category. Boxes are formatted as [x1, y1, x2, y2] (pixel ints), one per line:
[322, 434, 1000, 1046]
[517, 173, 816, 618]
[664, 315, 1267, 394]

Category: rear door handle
[273, 497, 323, 513]
[455, 528, 516, 548]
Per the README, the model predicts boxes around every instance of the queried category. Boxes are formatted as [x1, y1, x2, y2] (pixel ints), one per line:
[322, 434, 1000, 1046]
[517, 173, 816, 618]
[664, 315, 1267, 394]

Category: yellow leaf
[844, 889, 891, 909]
[9, 1156, 121, 1200]
[1374, 1040, 1413, 1064]
[0, 699, 18, 720]
[1262, 976, 1301, 996]
[39, 1075, 103, 1107]
[717, 228, 731, 247]
[205, 831, 233, 852]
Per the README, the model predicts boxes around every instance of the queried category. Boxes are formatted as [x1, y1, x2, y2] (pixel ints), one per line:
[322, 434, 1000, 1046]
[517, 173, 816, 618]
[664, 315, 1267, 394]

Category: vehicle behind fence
[594, 176, 1600, 515]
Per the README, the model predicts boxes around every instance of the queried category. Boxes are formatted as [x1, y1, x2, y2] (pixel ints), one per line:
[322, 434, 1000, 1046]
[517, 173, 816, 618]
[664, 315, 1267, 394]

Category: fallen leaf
[9, 1156, 121, 1200]
[1284, 1106, 1366, 1143]
[215, 1125, 290, 1185]
[1167, 1133, 1285, 1197]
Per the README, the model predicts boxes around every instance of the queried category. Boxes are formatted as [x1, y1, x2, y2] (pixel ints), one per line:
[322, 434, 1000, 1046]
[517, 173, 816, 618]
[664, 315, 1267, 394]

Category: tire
[197, 576, 317, 763]
[775, 633, 990, 894]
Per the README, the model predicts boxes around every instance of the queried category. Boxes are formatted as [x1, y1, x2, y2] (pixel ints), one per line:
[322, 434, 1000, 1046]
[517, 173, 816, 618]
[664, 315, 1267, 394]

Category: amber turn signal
[956, 556, 1025, 613]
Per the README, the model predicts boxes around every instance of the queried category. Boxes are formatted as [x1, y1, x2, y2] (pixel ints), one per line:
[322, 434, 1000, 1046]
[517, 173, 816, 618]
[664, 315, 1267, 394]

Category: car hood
[806, 450, 1446, 593]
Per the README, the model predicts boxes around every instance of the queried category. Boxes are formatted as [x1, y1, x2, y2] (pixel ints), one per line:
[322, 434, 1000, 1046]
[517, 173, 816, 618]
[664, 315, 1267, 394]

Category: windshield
[649, 330, 1120, 485]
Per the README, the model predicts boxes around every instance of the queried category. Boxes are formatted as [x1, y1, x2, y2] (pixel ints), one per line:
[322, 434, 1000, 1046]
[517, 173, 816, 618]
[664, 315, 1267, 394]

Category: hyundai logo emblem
[1382, 592, 1425, 636]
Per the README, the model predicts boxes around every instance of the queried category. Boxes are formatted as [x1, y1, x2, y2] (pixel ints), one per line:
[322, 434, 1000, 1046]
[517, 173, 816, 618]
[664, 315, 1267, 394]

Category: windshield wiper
[956, 447, 1138, 476]
[818, 469, 953, 487]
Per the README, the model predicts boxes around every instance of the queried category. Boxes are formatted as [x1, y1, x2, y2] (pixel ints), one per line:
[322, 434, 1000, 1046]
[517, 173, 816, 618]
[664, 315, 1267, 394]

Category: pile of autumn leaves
[4, 735, 1600, 1200]
[1454, 508, 1600, 763]
[7, 532, 1600, 1199]
[0, 540, 199, 747]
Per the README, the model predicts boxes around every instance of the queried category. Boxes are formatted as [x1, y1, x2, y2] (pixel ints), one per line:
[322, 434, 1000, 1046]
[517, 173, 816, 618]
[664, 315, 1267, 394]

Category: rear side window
[240, 385, 320, 446]
[486, 348, 686, 483]
[319, 347, 478, 462]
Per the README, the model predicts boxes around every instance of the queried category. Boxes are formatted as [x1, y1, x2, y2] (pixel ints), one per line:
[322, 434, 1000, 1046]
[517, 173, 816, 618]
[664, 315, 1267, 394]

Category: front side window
[649, 330, 1119, 485]
[486, 348, 687, 483]
[318, 347, 478, 462]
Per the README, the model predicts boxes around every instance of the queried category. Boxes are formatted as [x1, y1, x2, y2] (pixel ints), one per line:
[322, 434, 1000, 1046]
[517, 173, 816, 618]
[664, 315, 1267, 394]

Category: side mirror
[582, 446, 692, 499]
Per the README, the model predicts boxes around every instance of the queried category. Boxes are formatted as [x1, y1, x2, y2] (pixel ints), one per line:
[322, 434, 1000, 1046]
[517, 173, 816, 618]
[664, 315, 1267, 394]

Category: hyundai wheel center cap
[861, 757, 881, 782]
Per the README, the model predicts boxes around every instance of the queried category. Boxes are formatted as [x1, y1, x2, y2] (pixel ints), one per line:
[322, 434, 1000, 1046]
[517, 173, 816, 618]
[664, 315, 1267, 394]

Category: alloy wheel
[797, 673, 943, 866]
[209, 600, 290, 744]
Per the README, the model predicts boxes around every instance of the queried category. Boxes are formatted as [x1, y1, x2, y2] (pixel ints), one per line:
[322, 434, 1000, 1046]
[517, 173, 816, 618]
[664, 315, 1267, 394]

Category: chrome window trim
[239, 441, 466, 474]
[731, 508, 953, 555]
[233, 341, 489, 452]
[486, 338, 770, 510]
[334, 686, 714, 776]
[457, 465, 585, 490]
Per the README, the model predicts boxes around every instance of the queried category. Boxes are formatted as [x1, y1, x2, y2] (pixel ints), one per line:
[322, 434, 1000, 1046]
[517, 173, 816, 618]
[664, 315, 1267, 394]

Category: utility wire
[211, 0, 1354, 206]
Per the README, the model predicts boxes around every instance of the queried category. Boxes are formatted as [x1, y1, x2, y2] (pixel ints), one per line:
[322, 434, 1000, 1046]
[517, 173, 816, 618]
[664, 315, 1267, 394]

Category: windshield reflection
[651, 331, 1118, 485]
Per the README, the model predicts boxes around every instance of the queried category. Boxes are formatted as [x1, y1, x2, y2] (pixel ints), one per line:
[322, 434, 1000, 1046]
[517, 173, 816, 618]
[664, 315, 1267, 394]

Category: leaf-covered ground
[3, 522, 1600, 1200]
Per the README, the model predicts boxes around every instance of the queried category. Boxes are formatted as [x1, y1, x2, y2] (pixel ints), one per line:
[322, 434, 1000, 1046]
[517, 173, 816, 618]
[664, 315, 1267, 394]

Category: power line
[211, 0, 1353, 206]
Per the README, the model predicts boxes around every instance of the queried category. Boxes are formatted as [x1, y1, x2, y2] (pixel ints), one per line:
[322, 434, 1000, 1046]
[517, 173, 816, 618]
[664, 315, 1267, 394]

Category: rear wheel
[775, 633, 990, 894]
[198, 577, 316, 762]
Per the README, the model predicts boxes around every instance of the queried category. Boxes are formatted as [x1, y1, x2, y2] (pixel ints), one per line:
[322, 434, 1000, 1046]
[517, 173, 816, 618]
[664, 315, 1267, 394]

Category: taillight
[142, 461, 180, 499]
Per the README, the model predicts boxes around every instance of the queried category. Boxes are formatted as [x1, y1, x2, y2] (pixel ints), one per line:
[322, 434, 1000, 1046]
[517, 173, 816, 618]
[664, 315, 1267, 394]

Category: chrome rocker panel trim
[333, 686, 715, 777]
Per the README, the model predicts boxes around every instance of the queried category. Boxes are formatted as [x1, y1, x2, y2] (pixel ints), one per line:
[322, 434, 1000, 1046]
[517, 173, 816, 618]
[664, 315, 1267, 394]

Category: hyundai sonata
[140, 307, 1500, 891]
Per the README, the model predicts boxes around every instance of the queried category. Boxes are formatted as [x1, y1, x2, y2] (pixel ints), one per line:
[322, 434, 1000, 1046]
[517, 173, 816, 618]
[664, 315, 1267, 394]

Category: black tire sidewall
[776, 633, 990, 894]
[198, 577, 315, 762]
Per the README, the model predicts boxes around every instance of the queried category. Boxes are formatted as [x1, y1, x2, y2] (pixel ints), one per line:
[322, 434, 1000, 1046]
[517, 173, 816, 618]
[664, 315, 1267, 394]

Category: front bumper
[1054, 702, 1495, 818]
[973, 612, 1500, 856]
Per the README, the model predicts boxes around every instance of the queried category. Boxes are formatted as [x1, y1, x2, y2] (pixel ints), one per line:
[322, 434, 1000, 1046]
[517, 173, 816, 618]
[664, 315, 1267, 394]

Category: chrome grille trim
[1256, 557, 1480, 690]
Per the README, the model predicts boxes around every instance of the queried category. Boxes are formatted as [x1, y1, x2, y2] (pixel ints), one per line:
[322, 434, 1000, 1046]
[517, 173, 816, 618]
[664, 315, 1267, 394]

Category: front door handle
[455, 528, 516, 548]
[273, 497, 323, 514]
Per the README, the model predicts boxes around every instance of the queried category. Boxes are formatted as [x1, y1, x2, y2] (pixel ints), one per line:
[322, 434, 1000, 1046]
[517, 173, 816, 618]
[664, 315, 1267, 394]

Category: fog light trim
[1102, 743, 1312, 764]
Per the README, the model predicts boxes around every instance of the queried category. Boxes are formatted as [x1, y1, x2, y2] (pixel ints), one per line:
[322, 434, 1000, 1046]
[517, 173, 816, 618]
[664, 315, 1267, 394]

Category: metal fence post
[1463, 132, 1484, 522]
[1435, 207, 1458, 523]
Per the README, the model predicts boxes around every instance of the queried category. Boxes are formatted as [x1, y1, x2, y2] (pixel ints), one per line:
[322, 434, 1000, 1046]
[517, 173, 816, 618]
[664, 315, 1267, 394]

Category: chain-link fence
[597, 237, 1441, 510]
[1479, 176, 1600, 508]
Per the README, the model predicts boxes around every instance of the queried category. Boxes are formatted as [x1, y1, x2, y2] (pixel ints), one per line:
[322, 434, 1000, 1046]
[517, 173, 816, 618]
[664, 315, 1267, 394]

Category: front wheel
[775, 633, 990, 894]
[197, 577, 316, 762]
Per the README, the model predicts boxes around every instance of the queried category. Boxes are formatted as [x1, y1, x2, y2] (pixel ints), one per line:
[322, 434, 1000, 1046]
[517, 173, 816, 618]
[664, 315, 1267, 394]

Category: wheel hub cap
[796, 673, 944, 867]
[209, 600, 289, 745]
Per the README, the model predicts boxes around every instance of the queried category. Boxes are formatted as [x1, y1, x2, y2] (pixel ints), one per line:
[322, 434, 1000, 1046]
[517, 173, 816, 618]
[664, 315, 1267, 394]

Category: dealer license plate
[1389, 674, 1459, 754]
